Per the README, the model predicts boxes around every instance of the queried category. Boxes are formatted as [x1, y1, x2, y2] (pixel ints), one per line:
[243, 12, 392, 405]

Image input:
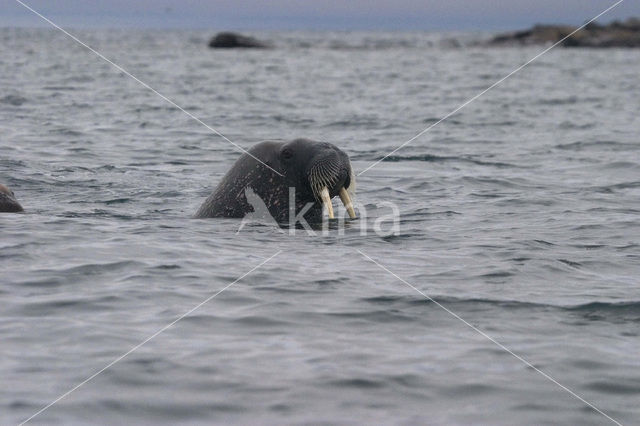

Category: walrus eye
[282, 148, 293, 160]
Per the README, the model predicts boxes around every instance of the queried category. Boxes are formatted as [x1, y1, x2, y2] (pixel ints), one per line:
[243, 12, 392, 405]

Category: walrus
[195, 138, 356, 224]
[0, 184, 23, 213]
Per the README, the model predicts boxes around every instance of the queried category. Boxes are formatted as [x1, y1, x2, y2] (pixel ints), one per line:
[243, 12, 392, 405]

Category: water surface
[1, 29, 639, 425]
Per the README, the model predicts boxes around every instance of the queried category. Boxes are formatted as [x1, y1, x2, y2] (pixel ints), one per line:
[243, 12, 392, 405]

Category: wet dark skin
[195, 138, 354, 223]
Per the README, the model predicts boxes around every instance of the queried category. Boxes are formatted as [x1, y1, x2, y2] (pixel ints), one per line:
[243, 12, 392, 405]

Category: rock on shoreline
[488, 17, 640, 48]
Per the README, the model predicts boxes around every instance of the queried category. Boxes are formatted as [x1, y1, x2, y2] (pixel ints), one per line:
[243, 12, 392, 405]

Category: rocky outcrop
[208, 32, 269, 49]
[488, 17, 640, 48]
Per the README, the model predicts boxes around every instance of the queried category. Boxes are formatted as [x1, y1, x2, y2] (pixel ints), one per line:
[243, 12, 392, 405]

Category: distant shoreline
[487, 17, 640, 48]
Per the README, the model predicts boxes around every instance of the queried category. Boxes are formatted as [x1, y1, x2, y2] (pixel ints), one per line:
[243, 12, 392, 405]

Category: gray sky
[4, 0, 640, 30]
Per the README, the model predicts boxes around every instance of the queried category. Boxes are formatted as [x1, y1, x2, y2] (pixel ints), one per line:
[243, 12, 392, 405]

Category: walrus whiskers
[306, 153, 359, 219]
[309, 161, 356, 219]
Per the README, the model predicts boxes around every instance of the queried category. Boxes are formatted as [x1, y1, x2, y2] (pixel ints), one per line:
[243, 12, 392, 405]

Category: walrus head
[0, 184, 24, 213]
[278, 139, 356, 220]
[195, 138, 356, 223]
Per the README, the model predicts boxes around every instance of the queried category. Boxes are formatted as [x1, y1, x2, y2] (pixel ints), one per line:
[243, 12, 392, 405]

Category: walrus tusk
[319, 186, 334, 219]
[339, 187, 356, 219]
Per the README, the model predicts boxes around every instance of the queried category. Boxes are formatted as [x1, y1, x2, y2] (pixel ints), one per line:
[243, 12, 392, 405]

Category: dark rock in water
[208, 32, 269, 49]
[0, 184, 23, 213]
[488, 17, 640, 48]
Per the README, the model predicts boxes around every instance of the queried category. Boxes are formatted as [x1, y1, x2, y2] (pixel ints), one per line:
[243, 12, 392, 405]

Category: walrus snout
[307, 146, 356, 219]
[0, 184, 24, 213]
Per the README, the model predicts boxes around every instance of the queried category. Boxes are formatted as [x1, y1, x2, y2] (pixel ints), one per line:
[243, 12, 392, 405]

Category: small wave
[363, 295, 549, 311]
[537, 96, 580, 105]
[479, 271, 515, 279]
[440, 383, 496, 397]
[327, 309, 413, 323]
[422, 117, 518, 127]
[557, 259, 582, 268]
[0, 158, 26, 168]
[64, 75, 95, 83]
[18, 294, 124, 316]
[362, 295, 640, 316]
[0, 94, 27, 106]
[58, 260, 145, 276]
[555, 140, 636, 151]
[403, 208, 462, 217]
[232, 315, 291, 327]
[569, 243, 606, 250]
[557, 121, 595, 130]
[598, 161, 640, 170]
[153, 264, 181, 270]
[326, 377, 386, 389]
[369, 154, 517, 168]
[585, 379, 640, 395]
[42, 86, 78, 91]
[50, 128, 84, 137]
[566, 301, 640, 314]
[104, 198, 132, 205]
[323, 118, 381, 129]
[271, 114, 316, 126]
[327, 39, 419, 50]
[591, 181, 640, 193]
[464, 176, 538, 189]
[603, 181, 640, 190]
